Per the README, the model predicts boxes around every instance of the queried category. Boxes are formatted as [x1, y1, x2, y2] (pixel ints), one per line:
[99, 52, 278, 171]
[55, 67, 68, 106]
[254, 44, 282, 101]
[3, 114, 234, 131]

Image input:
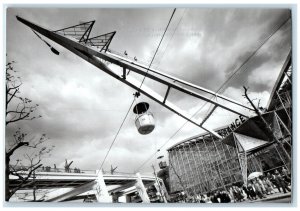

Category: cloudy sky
[5, 7, 291, 174]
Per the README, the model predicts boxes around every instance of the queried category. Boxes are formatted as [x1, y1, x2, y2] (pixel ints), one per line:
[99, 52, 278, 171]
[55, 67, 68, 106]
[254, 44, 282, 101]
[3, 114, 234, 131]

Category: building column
[135, 173, 150, 203]
[195, 138, 210, 193]
[94, 170, 112, 202]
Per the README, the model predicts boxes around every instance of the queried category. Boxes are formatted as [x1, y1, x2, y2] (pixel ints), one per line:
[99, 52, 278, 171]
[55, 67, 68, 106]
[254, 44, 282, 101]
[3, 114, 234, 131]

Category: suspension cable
[135, 15, 291, 172]
[97, 8, 177, 174]
[138, 8, 176, 91]
[97, 97, 136, 172]
[27, 10, 179, 197]
[204, 16, 291, 114]
[154, 9, 186, 69]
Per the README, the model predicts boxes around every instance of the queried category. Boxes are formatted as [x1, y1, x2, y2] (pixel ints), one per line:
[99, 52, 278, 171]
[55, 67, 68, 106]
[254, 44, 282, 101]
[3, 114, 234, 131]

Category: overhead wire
[30, 13, 291, 197]
[36, 9, 179, 196]
[133, 8, 177, 173]
[97, 98, 137, 171]
[153, 9, 187, 69]
[202, 15, 292, 114]
[31, 12, 291, 195]
[138, 8, 177, 92]
[38, 8, 176, 196]
[98, 8, 177, 174]
[31, 29, 60, 55]
[135, 14, 292, 172]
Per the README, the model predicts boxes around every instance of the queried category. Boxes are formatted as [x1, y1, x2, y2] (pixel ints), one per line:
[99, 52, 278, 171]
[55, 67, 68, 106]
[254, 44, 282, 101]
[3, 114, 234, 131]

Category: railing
[33, 167, 97, 174]
[11, 166, 148, 177]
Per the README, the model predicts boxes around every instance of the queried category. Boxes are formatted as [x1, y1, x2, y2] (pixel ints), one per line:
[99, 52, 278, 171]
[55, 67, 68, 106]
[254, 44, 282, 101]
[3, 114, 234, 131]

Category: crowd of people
[173, 167, 291, 203]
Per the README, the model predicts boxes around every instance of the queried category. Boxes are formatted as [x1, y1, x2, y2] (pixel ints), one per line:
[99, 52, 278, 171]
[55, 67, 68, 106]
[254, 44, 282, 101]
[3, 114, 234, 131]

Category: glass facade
[168, 133, 243, 195]
[167, 61, 292, 196]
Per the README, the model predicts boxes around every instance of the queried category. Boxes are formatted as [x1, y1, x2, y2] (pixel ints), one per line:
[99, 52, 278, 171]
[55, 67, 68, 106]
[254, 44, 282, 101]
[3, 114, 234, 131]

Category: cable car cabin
[133, 102, 155, 135]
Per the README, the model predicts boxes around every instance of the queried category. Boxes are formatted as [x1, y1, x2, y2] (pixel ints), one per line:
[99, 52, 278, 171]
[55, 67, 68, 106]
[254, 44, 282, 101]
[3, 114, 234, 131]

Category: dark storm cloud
[224, 21, 291, 93]
[154, 8, 291, 106]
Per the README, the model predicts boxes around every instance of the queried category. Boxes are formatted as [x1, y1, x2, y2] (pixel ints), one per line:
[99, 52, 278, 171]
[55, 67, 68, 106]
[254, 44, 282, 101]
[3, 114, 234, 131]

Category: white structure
[9, 170, 161, 202]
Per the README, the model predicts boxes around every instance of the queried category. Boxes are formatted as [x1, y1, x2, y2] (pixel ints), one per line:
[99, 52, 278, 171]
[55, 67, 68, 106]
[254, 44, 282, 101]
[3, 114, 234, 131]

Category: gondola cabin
[133, 102, 155, 135]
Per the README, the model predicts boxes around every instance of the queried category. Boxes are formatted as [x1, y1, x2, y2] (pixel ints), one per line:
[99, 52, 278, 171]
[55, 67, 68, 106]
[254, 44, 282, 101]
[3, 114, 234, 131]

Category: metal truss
[53, 20, 115, 52]
[53, 20, 95, 42]
[17, 16, 255, 139]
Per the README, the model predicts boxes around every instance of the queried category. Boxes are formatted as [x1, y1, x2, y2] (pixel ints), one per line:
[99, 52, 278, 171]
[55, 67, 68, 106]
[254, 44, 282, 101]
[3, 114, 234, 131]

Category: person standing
[247, 182, 257, 200]
[281, 167, 291, 184]
[220, 190, 231, 203]
[253, 178, 266, 199]
[274, 171, 290, 193]
[211, 191, 219, 203]
[271, 171, 282, 193]
[257, 177, 267, 195]
[206, 193, 212, 203]
[242, 184, 251, 200]
[228, 186, 235, 202]
[233, 186, 244, 202]
[263, 177, 275, 194]
[199, 194, 206, 203]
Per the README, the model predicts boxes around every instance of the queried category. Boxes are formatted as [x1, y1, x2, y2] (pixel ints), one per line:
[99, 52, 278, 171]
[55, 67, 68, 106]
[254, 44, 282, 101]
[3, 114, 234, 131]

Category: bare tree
[6, 129, 54, 201]
[243, 86, 291, 165]
[168, 160, 191, 199]
[6, 61, 41, 125]
[5, 61, 54, 201]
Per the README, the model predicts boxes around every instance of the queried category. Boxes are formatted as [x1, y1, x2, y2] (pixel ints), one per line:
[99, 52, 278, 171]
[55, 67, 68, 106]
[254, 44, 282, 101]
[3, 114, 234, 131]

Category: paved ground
[247, 192, 292, 203]
[269, 196, 291, 203]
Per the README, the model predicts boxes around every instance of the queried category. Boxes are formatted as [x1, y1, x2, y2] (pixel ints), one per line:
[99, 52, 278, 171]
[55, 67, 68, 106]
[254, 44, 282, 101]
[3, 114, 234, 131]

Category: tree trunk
[33, 171, 36, 201]
[5, 154, 11, 201]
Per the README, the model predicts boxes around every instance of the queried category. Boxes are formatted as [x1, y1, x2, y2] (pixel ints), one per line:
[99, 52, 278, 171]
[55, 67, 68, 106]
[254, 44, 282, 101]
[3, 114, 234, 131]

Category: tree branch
[7, 88, 19, 106]
[6, 142, 29, 158]
[242, 86, 291, 162]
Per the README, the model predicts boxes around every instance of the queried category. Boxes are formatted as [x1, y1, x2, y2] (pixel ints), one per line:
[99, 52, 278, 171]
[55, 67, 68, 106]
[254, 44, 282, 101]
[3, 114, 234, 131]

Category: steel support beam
[16, 16, 254, 139]
[46, 181, 96, 202]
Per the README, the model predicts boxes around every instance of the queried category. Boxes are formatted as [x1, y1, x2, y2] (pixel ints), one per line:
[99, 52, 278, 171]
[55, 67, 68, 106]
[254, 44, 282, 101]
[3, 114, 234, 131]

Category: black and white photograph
[4, 5, 293, 205]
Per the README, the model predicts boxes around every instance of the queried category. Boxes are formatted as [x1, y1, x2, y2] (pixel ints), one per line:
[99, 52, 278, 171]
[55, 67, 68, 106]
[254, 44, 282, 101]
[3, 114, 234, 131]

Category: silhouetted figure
[199, 195, 205, 203]
[247, 182, 257, 200]
[257, 177, 267, 195]
[219, 190, 231, 203]
[281, 167, 291, 184]
[263, 177, 275, 194]
[242, 184, 252, 200]
[110, 165, 118, 174]
[210, 191, 219, 203]
[64, 159, 73, 173]
[273, 171, 290, 193]
[253, 179, 266, 199]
